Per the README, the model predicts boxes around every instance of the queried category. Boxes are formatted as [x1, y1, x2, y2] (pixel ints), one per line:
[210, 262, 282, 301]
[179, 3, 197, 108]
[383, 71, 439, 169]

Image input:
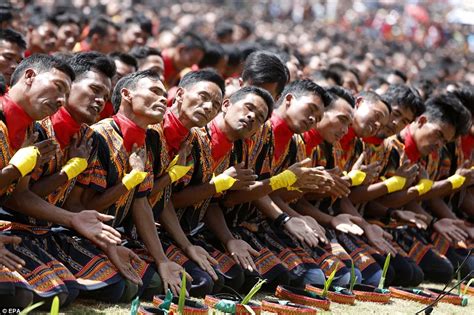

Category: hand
[284, 217, 319, 248]
[0, 235, 25, 271]
[70, 210, 121, 248]
[326, 169, 351, 198]
[176, 141, 191, 166]
[330, 214, 364, 235]
[392, 210, 428, 229]
[363, 224, 396, 256]
[157, 260, 192, 296]
[289, 159, 332, 191]
[226, 239, 258, 272]
[223, 162, 257, 191]
[433, 218, 468, 244]
[104, 245, 143, 285]
[351, 152, 381, 184]
[34, 139, 58, 169]
[184, 245, 218, 280]
[68, 133, 93, 160]
[301, 216, 328, 244]
[129, 144, 146, 172]
[394, 159, 419, 188]
[459, 221, 474, 240]
[456, 161, 474, 186]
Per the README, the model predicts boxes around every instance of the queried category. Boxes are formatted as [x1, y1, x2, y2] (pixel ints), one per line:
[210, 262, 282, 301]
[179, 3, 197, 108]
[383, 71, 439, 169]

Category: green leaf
[19, 301, 45, 315]
[323, 262, 339, 297]
[378, 253, 391, 289]
[242, 278, 266, 305]
[349, 261, 356, 293]
[463, 278, 474, 296]
[50, 296, 59, 315]
[130, 296, 140, 315]
[457, 264, 462, 296]
[178, 271, 187, 314]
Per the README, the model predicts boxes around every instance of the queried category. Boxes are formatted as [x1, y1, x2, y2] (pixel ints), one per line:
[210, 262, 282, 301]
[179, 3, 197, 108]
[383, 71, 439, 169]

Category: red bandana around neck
[1, 94, 33, 151]
[51, 107, 81, 149]
[210, 115, 233, 163]
[403, 126, 421, 163]
[113, 113, 146, 153]
[363, 136, 384, 145]
[271, 114, 294, 162]
[163, 110, 189, 157]
[162, 49, 177, 84]
[340, 127, 356, 151]
[461, 135, 474, 160]
[99, 101, 114, 120]
[303, 129, 323, 156]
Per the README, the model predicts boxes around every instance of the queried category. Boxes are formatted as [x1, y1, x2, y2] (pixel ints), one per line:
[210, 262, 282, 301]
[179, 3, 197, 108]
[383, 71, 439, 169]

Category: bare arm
[30, 172, 69, 197]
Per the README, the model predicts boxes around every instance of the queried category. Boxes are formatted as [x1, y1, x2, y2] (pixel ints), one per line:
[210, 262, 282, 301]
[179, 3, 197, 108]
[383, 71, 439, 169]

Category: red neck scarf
[162, 49, 177, 84]
[303, 129, 323, 156]
[461, 135, 474, 160]
[50, 107, 81, 149]
[340, 127, 356, 151]
[210, 115, 233, 163]
[163, 110, 190, 158]
[113, 113, 146, 153]
[403, 126, 421, 163]
[1, 94, 33, 150]
[271, 114, 294, 162]
[363, 136, 384, 145]
[99, 101, 114, 120]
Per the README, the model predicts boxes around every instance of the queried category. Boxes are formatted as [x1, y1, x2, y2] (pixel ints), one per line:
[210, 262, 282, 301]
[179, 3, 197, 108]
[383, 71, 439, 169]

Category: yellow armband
[447, 174, 466, 190]
[166, 155, 191, 183]
[61, 157, 88, 180]
[9, 146, 40, 177]
[122, 169, 148, 190]
[269, 170, 297, 191]
[415, 179, 433, 196]
[384, 176, 407, 193]
[347, 170, 367, 186]
[212, 173, 237, 193]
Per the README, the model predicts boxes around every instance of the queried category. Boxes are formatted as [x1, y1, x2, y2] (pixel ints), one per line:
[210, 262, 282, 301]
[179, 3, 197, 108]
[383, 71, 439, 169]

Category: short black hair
[216, 22, 234, 39]
[229, 86, 274, 120]
[0, 73, 6, 96]
[199, 42, 225, 69]
[111, 69, 162, 113]
[387, 69, 407, 83]
[87, 16, 119, 40]
[424, 93, 472, 137]
[328, 86, 355, 108]
[130, 46, 162, 63]
[310, 69, 343, 86]
[364, 75, 388, 91]
[276, 79, 332, 108]
[109, 52, 138, 70]
[174, 32, 205, 51]
[382, 84, 425, 117]
[69, 52, 116, 79]
[123, 14, 152, 35]
[27, 14, 57, 28]
[0, 28, 26, 50]
[178, 69, 225, 96]
[56, 12, 83, 27]
[10, 54, 75, 86]
[0, 2, 13, 23]
[450, 86, 474, 116]
[358, 90, 392, 113]
[242, 51, 288, 96]
[223, 44, 242, 67]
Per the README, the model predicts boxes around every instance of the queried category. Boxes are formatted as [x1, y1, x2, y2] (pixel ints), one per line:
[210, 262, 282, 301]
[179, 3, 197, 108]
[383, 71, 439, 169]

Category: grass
[48, 283, 473, 314]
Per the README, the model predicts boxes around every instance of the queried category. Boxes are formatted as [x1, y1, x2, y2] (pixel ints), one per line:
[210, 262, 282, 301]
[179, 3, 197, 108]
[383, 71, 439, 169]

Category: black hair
[386, 69, 407, 83]
[327, 86, 355, 108]
[198, 42, 225, 69]
[111, 69, 162, 113]
[174, 32, 205, 51]
[242, 51, 288, 96]
[69, 52, 116, 79]
[358, 90, 392, 113]
[178, 69, 225, 96]
[27, 14, 57, 28]
[450, 86, 474, 116]
[123, 14, 152, 35]
[310, 69, 343, 86]
[229, 86, 274, 120]
[0, 28, 26, 50]
[56, 12, 83, 27]
[238, 21, 254, 37]
[130, 46, 162, 61]
[223, 44, 242, 67]
[216, 22, 234, 39]
[10, 54, 75, 86]
[412, 77, 435, 101]
[87, 16, 119, 40]
[364, 75, 388, 91]
[109, 52, 138, 70]
[382, 84, 425, 117]
[424, 93, 472, 137]
[276, 79, 332, 108]
[0, 2, 13, 23]
[0, 73, 6, 95]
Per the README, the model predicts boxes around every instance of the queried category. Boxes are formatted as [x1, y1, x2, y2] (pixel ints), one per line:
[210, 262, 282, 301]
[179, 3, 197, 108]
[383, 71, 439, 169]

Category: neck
[275, 107, 292, 131]
[7, 85, 29, 112]
[117, 105, 148, 130]
[215, 113, 238, 141]
[170, 103, 193, 130]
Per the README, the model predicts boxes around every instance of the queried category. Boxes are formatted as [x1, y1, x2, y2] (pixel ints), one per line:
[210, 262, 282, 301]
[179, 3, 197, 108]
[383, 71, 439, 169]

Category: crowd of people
[0, 0, 473, 311]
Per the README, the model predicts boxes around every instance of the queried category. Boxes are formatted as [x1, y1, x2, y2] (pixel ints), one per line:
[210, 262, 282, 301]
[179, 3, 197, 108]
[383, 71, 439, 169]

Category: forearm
[252, 195, 284, 221]
[339, 197, 368, 225]
[364, 201, 389, 219]
[418, 179, 456, 201]
[270, 194, 302, 218]
[424, 197, 457, 219]
[30, 172, 68, 197]
[460, 189, 474, 217]
[376, 189, 418, 208]
[204, 203, 235, 244]
[150, 174, 172, 200]
[171, 182, 216, 209]
[85, 183, 128, 211]
[221, 180, 273, 207]
[404, 201, 432, 221]
[349, 182, 389, 204]
[0, 165, 21, 191]
[294, 197, 333, 227]
[159, 202, 192, 250]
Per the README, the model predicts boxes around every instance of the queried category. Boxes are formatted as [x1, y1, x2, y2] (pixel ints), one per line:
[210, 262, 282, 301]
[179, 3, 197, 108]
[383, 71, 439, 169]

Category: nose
[57, 96, 66, 109]
[247, 111, 255, 122]
[95, 97, 105, 109]
[202, 101, 213, 112]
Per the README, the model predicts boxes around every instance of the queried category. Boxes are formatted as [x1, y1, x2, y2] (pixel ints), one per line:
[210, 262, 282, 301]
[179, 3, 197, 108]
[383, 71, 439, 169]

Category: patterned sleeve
[76, 129, 108, 192]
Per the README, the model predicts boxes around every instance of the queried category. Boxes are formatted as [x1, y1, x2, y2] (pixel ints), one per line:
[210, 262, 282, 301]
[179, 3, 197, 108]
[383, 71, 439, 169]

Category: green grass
[54, 283, 473, 314]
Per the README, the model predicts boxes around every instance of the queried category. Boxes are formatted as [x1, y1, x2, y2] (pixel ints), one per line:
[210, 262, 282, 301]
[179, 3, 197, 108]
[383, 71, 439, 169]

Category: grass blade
[50, 296, 59, 315]
[178, 271, 187, 314]
[463, 278, 474, 296]
[323, 262, 339, 297]
[457, 265, 461, 296]
[242, 278, 266, 305]
[349, 261, 356, 293]
[19, 301, 45, 315]
[378, 253, 391, 289]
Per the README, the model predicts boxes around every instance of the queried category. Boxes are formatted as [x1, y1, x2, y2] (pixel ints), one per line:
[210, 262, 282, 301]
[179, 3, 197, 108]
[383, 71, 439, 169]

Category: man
[0, 28, 26, 84]
[78, 16, 119, 54]
[0, 54, 120, 307]
[56, 13, 82, 52]
[121, 15, 152, 51]
[130, 46, 165, 81]
[25, 14, 58, 56]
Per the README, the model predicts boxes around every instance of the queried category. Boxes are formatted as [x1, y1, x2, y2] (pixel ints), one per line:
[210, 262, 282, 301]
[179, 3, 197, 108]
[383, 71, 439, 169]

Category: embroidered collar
[112, 113, 146, 153]
[340, 127, 356, 151]
[209, 115, 233, 163]
[1, 94, 33, 150]
[403, 126, 421, 163]
[51, 107, 81, 149]
[363, 136, 384, 145]
[271, 114, 294, 162]
[303, 129, 323, 156]
[163, 110, 190, 157]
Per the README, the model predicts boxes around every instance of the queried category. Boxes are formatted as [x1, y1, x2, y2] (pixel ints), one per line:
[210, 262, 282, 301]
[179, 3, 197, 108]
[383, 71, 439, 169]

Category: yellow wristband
[9, 146, 40, 177]
[212, 173, 237, 193]
[347, 170, 367, 186]
[384, 176, 407, 193]
[269, 170, 297, 191]
[415, 179, 434, 196]
[61, 157, 88, 180]
[122, 169, 148, 191]
[168, 165, 192, 183]
[448, 174, 466, 190]
[167, 154, 179, 170]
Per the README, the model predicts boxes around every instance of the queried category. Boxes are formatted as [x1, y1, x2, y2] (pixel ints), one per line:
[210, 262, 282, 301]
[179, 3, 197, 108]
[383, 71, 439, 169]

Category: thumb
[353, 152, 366, 170]
[299, 158, 312, 167]
[97, 213, 115, 222]
[249, 247, 260, 256]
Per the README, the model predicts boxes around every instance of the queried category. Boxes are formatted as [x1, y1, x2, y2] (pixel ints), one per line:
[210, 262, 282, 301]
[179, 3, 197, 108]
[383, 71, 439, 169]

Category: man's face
[128, 77, 167, 124]
[352, 98, 390, 138]
[66, 70, 111, 125]
[139, 55, 165, 81]
[180, 47, 204, 68]
[57, 23, 80, 52]
[122, 24, 147, 50]
[24, 68, 71, 120]
[0, 40, 23, 83]
[177, 81, 223, 128]
[342, 71, 359, 94]
[284, 93, 324, 134]
[317, 98, 354, 144]
[223, 93, 268, 140]
[286, 57, 302, 82]
[29, 22, 57, 54]
[113, 59, 136, 87]
[387, 73, 405, 85]
[95, 26, 118, 54]
[412, 117, 456, 156]
[378, 104, 415, 138]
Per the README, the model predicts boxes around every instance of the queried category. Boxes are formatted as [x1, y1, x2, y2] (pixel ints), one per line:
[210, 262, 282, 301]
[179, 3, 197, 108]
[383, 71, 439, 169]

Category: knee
[410, 262, 424, 287]
[301, 268, 326, 286]
[62, 286, 79, 307]
[95, 280, 127, 303]
[220, 266, 245, 291]
[1, 289, 34, 308]
[363, 269, 382, 287]
[189, 270, 215, 298]
[332, 267, 352, 287]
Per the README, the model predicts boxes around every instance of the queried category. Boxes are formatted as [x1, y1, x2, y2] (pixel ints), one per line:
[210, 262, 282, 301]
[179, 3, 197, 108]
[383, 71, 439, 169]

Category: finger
[91, 237, 107, 249]
[299, 158, 312, 167]
[206, 254, 218, 266]
[244, 256, 255, 272]
[383, 231, 393, 241]
[4, 236, 22, 245]
[0, 256, 22, 271]
[248, 247, 259, 257]
[122, 266, 142, 285]
[129, 250, 143, 265]
[97, 213, 115, 222]
[440, 231, 453, 243]
[5, 252, 25, 267]
[449, 230, 465, 243]
[101, 225, 122, 241]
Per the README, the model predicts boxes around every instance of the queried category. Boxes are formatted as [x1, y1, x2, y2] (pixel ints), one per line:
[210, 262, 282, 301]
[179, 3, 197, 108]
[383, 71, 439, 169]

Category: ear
[284, 93, 293, 109]
[355, 96, 363, 108]
[221, 98, 230, 113]
[417, 115, 427, 127]
[174, 87, 184, 104]
[24, 68, 36, 86]
[238, 77, 243, 87]
[121, 87, 132, 103]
